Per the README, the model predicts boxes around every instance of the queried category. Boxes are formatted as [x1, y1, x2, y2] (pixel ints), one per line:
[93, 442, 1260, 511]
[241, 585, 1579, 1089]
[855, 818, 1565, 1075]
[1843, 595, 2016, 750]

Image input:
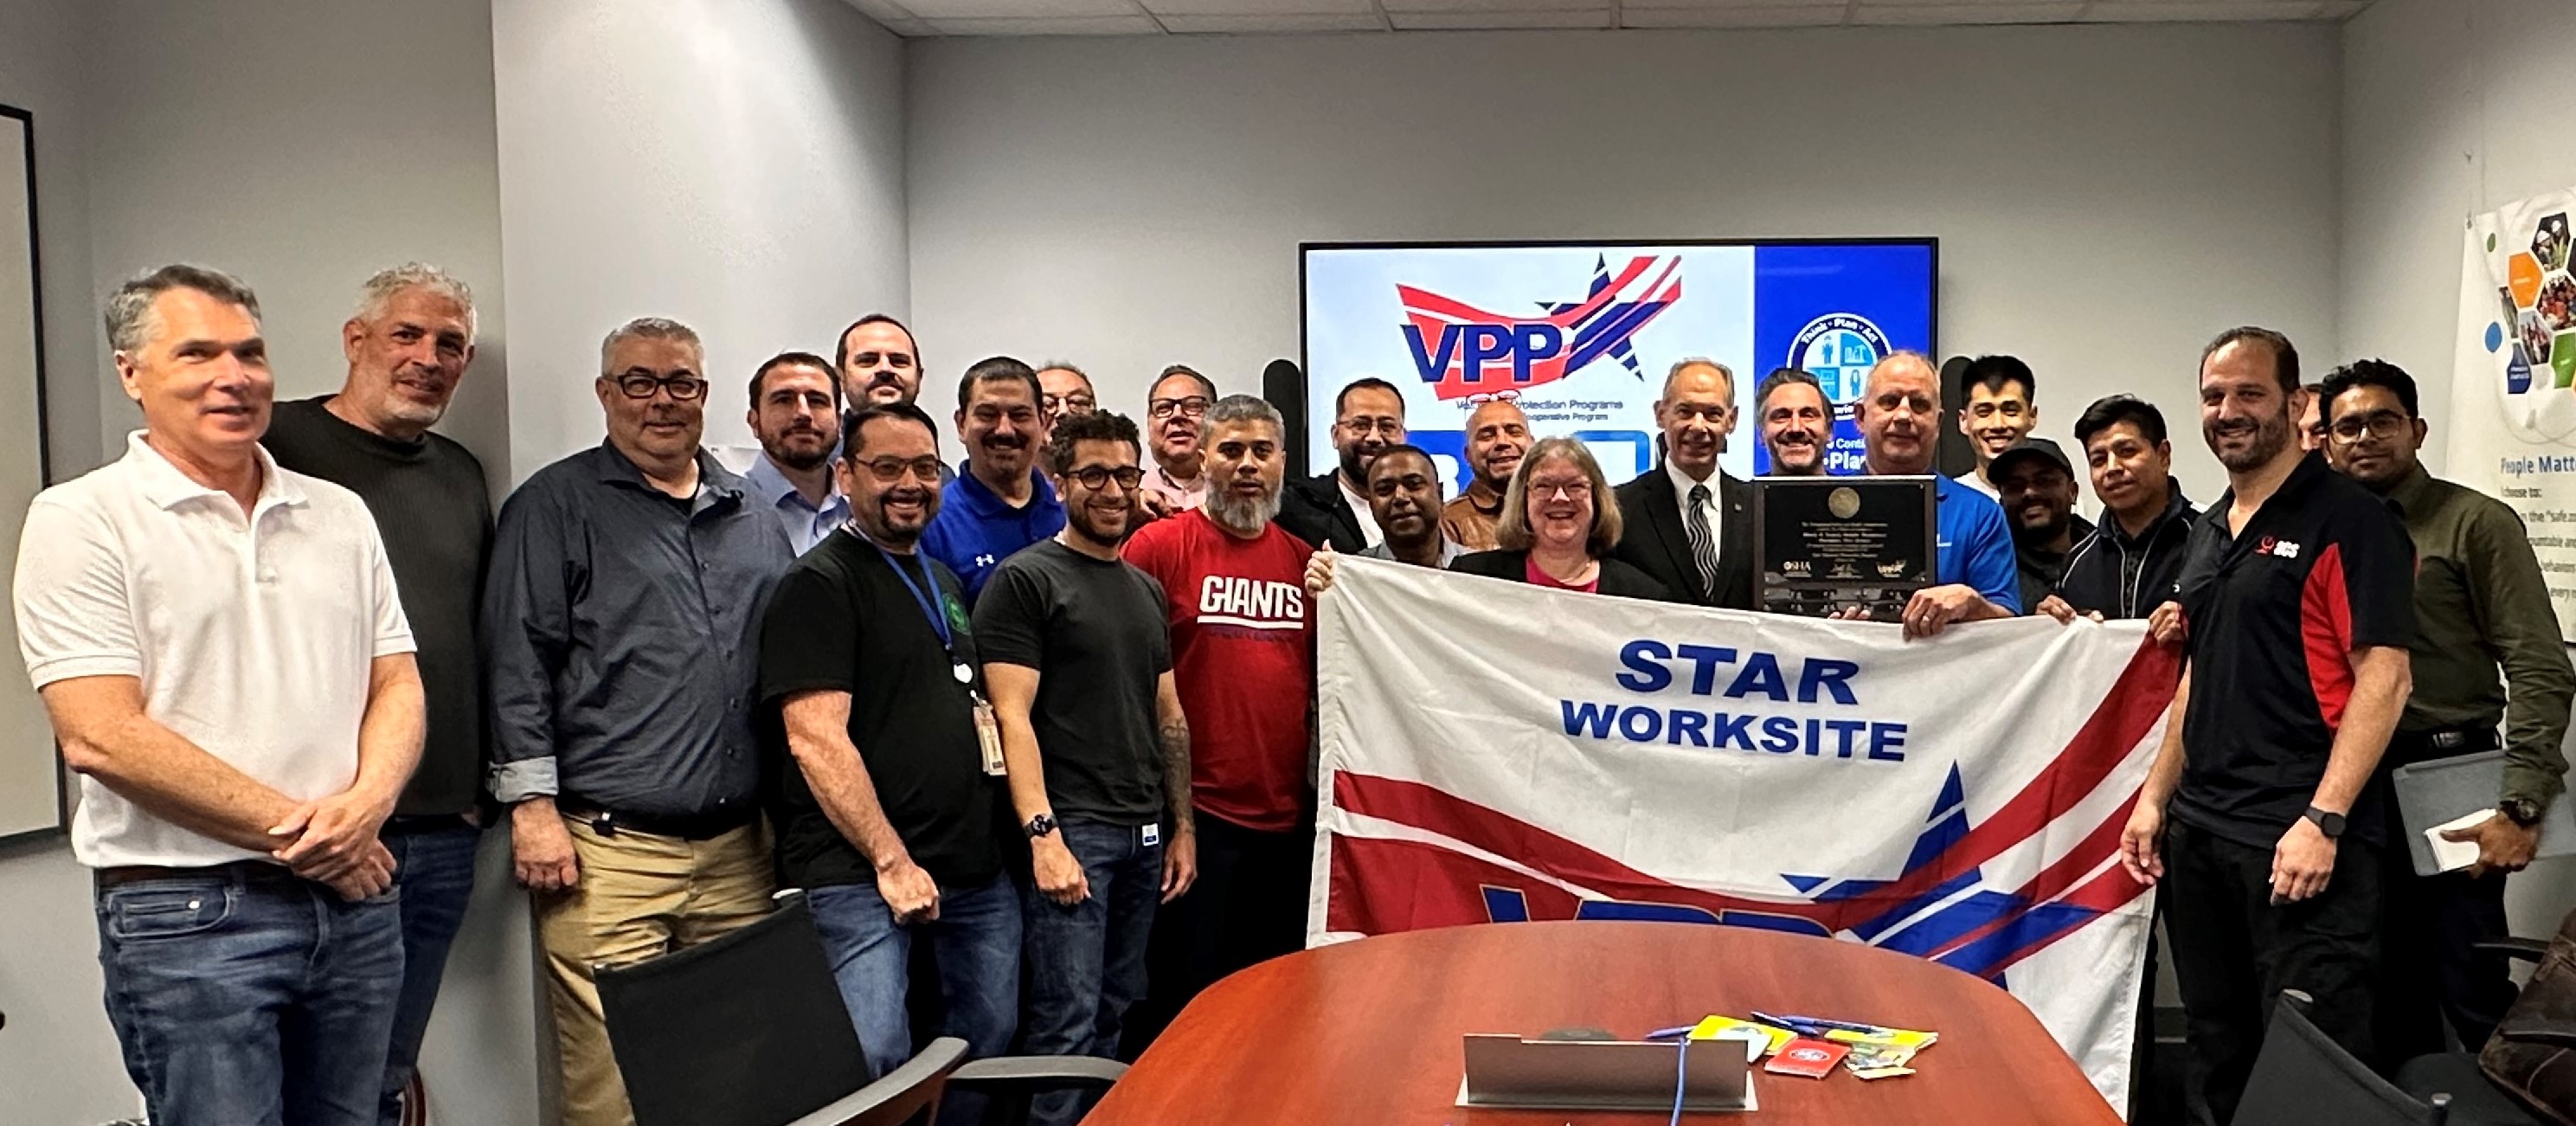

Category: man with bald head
[1440, 397, 1528, 550]
[1855, 351, 2020, 636]
[1609, 358, 1754, 608]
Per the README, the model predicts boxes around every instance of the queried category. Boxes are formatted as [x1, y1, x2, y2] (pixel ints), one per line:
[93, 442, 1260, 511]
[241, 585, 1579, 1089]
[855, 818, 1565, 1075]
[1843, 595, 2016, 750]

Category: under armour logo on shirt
[974, 554, 998, 568]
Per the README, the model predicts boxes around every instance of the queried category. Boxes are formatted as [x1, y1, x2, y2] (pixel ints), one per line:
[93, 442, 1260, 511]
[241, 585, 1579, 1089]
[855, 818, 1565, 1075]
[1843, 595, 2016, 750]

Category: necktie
[1685, 483, 1718, 600]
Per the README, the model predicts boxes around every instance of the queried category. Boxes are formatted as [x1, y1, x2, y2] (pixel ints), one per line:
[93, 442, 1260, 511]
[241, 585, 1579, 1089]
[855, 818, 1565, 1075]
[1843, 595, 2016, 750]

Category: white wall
[2343, 0, 2576, 940]
[906, 23, 2344, 496]
[491, 0, 910, 481]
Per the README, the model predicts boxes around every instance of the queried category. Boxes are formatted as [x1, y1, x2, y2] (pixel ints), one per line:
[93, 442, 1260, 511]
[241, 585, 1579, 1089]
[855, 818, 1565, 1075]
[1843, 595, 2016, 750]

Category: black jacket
[1607, 466, 1755, 609]
[2055, 484, 2200, 619]
[1279, 470, 1367, 553]
[1449, 550, 1679, 602]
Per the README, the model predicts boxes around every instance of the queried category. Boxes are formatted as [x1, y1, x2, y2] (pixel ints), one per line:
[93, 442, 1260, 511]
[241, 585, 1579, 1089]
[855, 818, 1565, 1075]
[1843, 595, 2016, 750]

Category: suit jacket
[1279, 470, 1368, 553]
[1609, 466, 1754, 609]
[1449, 549, 1679, 602]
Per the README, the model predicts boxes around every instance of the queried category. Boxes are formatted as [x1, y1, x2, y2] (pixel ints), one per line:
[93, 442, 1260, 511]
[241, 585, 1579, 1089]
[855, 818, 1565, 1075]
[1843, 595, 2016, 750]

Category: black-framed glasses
[1068, 466, 1146, 491]
[1148, 396, 1211, 420]
[612, 373, 709, 402]
[2329, 411, 2412, 443]
[859, 455, 944, 483]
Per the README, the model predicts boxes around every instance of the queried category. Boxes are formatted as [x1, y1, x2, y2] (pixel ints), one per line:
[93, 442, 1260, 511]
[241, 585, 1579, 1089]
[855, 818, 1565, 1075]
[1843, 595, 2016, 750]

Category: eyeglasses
[2329, 411, 2412, 443]
[1044, 393, 1095, 415]
[1530, 479, 1592, 500]
[858, 455, 944, 483]
[1068, 466, 1146, 490]
[1149, 396, 1211, 420]
[1339, 417, 1404, 437]
[1465, 389, 1523, 404]
[613, 373, 709, 401]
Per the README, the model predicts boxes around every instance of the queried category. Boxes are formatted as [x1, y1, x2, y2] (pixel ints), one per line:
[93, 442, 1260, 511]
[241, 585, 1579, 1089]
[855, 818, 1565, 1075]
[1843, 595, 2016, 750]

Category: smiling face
[339, 285, 472, 437]
[1332, 384, 1406, 483]
[2323, 383, 2425, 489]
[748, 362, 840, 473]
[1147, 371, 1214, 466]
[1462, 400, 1530, 491]
[2199, 340, 2296, 474]
[2083, 421, 2173, 522]
[1960, 379, 2035, 466]
[957, 375, 1048, 483]
[119, 286, 273, 466]
[1055, 437, 1143, 547]
[1037, 366, 1095, 423]
[1654, 364, 1737, 479]
[839, 414, 943, 548]
[1855, 356, 1940, 475]
[1994, 456, 2078, 543]
[1522, 450, 1596, 554]
[1365, 448, 1444, 547]
[838, 319, 921, 405]
[597, 335, 707, 467]
[1759, 379, 1830, 475]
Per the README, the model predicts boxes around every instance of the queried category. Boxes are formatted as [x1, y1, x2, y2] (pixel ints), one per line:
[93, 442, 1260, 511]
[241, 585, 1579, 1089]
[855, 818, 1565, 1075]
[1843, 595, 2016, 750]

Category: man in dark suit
[1610, 358, 1754, 609]
[1279, 377, 1405, 552]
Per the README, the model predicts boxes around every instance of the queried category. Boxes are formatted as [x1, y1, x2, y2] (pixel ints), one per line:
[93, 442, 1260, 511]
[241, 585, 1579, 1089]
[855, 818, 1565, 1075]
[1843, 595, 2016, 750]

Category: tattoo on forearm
[1160, 714, 1193, 833]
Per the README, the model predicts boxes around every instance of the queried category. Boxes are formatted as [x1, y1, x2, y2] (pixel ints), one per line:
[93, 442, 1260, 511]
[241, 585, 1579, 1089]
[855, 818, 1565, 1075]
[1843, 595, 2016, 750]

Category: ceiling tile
[923, 14, 1168, 33]
[1141, 0, 1378, 15]
[1388, 8, 1614, 27]
[1621, 6, 1847, 25]
[1384, 0, 1607, 12]
[1852, 3, 2085, 24]
[1159, 11, 1388, 29]
[899, 0, 1143, 19]
[2081, 1, 2326, 20]
[1616, 0, 1845, 6]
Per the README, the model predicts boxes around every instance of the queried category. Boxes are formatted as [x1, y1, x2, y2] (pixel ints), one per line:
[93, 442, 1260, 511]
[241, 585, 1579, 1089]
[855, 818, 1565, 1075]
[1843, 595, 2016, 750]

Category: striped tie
[1685, 483, 1718, 601]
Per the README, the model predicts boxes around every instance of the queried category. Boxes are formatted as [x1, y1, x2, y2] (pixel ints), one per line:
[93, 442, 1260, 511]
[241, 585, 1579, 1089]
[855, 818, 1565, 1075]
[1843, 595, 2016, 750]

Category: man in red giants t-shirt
[1119, 393, 1317, 1051]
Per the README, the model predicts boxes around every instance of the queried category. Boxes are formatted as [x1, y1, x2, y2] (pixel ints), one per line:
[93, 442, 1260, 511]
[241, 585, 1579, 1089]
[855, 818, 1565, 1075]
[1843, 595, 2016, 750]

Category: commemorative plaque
[1752, 476, 1939, 619]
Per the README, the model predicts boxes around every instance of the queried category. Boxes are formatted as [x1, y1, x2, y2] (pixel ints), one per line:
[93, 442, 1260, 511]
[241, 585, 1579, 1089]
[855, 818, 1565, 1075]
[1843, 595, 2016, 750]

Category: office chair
[2392, 939, 2556, 1126]
[596, 891, 1127, 1126]
[2236, 990, 2453, 1126]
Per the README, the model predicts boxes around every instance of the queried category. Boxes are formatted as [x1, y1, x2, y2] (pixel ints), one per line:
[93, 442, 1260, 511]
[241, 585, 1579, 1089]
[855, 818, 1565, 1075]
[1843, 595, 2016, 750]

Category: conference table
[1082, 920, 2123, 1124]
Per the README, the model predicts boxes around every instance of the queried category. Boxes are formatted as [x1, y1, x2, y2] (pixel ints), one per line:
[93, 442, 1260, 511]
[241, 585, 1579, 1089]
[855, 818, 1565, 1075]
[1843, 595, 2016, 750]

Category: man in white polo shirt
[12, 264, 426, 1126]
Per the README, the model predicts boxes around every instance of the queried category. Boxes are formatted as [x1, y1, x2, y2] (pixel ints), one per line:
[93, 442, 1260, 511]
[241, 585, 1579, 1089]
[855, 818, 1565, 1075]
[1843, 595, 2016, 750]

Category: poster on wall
[0, 103, 63, 840]
[2451, 189, 2576, 643]
[1301, 241, 1936, 486]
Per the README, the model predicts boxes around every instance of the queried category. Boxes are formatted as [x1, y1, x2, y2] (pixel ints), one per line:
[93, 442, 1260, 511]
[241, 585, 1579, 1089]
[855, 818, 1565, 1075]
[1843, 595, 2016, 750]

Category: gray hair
[354, 262, 478, 343]
[1155, 364, 1217, 402]
[105, 264, 261, 354]
[1662, 357, 1736, 400]
[600, 317, 703, 374]
[1036, 360, 1089, 382]
[1198, 393, 1283, 442]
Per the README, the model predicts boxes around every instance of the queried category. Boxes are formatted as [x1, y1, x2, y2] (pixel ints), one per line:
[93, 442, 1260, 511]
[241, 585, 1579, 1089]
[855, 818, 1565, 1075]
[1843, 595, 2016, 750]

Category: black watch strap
[2303, 806, 2346, 840]
[1025, 813, 1059, 840]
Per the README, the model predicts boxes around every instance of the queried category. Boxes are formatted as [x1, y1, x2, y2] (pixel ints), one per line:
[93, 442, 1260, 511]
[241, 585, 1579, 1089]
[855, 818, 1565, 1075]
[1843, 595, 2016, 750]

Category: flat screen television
[1299, 239, 1937, 487]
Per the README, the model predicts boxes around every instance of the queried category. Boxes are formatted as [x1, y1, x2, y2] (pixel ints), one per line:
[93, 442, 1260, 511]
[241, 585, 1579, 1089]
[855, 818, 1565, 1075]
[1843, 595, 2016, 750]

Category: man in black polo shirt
[2121, 327, 2414, 1126]
[760, 402, 1018, 1084]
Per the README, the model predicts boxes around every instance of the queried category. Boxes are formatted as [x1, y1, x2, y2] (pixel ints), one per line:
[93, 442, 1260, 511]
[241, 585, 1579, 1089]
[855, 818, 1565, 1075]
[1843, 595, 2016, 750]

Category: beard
[2207, 406, 2293, 472]
[1338, 441, 1382, 483]
[1068, 502, 1130, 548]
[1206, 487, 1282, 535]
[762, 428, 834, 472]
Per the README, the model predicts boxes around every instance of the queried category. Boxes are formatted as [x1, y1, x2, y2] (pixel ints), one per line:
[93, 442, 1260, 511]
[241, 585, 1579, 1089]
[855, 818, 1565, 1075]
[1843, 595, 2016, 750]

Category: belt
[556, 797, 756, 841]
[2396, 726, 2502, 753]
[94, 859, 299, 891]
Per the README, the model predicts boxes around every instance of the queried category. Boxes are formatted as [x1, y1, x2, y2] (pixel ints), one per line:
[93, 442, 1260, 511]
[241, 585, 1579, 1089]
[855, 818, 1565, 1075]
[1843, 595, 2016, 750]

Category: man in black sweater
[261, 262, 493, 1126]
[1279, 377, 1406, 552]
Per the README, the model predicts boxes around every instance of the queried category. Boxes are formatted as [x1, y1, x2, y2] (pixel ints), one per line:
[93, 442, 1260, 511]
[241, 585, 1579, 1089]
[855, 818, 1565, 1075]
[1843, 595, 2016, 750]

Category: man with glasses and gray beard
[1121, 395, 1319, 1049]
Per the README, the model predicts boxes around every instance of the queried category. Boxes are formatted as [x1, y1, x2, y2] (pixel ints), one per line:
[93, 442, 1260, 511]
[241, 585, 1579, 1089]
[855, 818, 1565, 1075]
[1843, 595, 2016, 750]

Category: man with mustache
[836, 312, 924, 408]
[1121, 396, 1317, 1047]
[975, 410, 1195, 1126]
[1986, 436, 2093, 615]
[1140, 365, 1216, 520]
[1366, 445, 1465, 568]
[1037, 361, 1096, 424]
[922, 357, 1064, 602]
[2316, 359, 2573, 1069]
[740, 351, 848, 556]
[260, 263, 492, 1126]
[758, 401, 1021, 1098]
[1611, 358, 1754, 609]
[1755, 367, 1832, 477]
[1854, 351, 2020, 636]
[2121, 327, 2415, 1126]
[1280, 377, 1406, 552]
[17, 265, 421, 1126]
[1439, 397, 1528, 550]
[1950, 355, 2039, 499]
[485, 318, 793, 1126]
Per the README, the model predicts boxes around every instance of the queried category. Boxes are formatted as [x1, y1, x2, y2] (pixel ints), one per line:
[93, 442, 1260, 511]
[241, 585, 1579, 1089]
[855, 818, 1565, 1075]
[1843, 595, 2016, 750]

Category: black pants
[2164, 818, 2381, 1126]
[2372, 796, 2519, 1065]
[1121, 814, 1314, 1056]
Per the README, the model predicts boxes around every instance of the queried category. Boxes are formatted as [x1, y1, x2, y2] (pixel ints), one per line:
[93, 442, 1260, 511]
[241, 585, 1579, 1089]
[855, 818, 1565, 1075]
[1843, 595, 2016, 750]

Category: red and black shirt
[2171, 453, 2415, 848]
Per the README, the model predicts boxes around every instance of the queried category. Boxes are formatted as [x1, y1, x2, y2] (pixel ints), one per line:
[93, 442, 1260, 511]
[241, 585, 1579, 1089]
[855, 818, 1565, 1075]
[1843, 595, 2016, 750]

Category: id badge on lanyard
[865, 524, 1007, 776]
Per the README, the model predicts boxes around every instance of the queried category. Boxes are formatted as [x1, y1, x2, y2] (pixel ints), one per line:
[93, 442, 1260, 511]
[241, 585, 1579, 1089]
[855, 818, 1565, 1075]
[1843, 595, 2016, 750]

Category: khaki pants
[536, 816, 774, 1126]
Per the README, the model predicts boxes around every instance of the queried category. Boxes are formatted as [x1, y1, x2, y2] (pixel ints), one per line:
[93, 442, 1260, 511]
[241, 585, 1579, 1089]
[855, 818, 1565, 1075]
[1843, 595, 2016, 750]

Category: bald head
[1854, 351, 1941, 475]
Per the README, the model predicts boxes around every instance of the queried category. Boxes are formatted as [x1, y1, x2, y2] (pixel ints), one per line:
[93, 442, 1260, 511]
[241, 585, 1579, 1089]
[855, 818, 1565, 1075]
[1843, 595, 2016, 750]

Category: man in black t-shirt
[759, 402, 1018, 1085]
[2120, 328, 2414, 1126]
[259, 263, 493, 1126]
[973, 410, 1194, 1126]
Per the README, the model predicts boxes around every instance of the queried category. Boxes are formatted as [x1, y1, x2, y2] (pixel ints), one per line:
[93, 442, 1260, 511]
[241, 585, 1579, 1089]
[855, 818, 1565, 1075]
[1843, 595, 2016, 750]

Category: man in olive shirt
[2320, 358, 2576, 1061]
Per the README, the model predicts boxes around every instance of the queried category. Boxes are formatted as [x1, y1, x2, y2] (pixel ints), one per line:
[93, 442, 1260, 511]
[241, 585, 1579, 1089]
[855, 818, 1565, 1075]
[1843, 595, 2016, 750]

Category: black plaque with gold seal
[1752, 476, 1939, 619]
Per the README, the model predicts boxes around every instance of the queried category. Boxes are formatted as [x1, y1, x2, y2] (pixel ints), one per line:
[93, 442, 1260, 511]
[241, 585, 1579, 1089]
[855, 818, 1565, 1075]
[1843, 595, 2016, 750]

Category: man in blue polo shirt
[923, 357, 1066, 601]
[1855, 351, 2020, 637]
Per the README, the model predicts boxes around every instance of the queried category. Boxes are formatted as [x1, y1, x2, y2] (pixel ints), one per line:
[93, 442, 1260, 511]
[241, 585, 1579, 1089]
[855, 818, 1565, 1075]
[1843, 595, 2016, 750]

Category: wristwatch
[1024, 813, 1059, 840]
[2501, 798, 2545, 827]
[2302, 806, 2346, 840]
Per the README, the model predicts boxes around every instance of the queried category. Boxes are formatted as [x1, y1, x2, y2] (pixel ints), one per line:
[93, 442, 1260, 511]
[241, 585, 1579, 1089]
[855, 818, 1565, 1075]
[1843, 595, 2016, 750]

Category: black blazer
[1449, 550, 1680, 602]
[1279, 470, 1368, 553]
[1609, 466, 1754, 609]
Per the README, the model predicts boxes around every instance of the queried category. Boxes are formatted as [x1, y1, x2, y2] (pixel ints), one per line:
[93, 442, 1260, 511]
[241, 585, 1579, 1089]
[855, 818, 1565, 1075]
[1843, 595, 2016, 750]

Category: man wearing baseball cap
[1988, 435, 2093, 614]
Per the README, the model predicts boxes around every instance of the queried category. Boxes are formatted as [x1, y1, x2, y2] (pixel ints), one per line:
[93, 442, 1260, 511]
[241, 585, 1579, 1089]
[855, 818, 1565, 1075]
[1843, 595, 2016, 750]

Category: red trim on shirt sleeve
[2301, 541, 2356, 731]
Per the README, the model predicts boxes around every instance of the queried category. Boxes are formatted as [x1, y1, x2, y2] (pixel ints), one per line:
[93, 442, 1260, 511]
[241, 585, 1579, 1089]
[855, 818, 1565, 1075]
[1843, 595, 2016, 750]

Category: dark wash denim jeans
[376, 820, 483, 1126]
[809, 873, 1024, 1077]
[95, 865, 405, 1126]
[1019, 820, 1161, 1126]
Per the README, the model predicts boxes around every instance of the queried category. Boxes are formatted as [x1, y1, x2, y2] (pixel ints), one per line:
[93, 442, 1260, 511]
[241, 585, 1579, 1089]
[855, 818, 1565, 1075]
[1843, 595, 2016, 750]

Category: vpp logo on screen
[1397, 254, 1681, 401]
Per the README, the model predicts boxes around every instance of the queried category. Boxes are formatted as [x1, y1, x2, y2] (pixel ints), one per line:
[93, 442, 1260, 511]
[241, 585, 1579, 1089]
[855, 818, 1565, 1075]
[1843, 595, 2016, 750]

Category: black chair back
[597, 893, 874, 1126]
[2239, 990, 2451, 1126]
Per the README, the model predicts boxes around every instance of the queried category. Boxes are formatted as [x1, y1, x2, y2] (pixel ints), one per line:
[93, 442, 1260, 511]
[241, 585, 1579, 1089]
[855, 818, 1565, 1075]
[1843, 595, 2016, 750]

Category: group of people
[10, 259, 2568, 1126]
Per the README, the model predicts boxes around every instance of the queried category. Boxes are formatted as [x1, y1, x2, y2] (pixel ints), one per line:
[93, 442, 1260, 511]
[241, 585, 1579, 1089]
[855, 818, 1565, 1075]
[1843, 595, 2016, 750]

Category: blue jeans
[1020, 820, 1162, 1126]
[376, 820, 482, 1126]
[808, 874, 1023, 1078]
[96, 865, 405, 1126]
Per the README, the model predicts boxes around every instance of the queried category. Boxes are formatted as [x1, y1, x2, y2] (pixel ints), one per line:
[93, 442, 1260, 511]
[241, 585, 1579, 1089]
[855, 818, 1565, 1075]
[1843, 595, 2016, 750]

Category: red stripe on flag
[1324, 833, 1581, 935]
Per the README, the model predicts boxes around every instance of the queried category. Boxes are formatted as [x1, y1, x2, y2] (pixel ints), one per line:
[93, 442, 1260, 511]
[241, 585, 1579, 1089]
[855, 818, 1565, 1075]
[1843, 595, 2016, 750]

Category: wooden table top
[1083, 920, 2122, 1125]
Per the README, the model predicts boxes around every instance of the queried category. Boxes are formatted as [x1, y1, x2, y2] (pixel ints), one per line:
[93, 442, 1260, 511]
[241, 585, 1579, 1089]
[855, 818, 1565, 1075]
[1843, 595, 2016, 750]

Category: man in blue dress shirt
[741, 351, 850, 556]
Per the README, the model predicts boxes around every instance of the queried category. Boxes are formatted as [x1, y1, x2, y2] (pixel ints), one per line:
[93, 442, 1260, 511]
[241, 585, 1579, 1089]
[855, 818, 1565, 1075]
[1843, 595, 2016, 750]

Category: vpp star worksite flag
[1309, 557, 2180, 1108]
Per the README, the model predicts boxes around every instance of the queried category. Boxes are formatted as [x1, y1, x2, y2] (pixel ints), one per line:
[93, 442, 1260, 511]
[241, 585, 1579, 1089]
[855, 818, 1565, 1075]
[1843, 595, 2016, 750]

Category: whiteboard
[0, 105, 63, 840]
